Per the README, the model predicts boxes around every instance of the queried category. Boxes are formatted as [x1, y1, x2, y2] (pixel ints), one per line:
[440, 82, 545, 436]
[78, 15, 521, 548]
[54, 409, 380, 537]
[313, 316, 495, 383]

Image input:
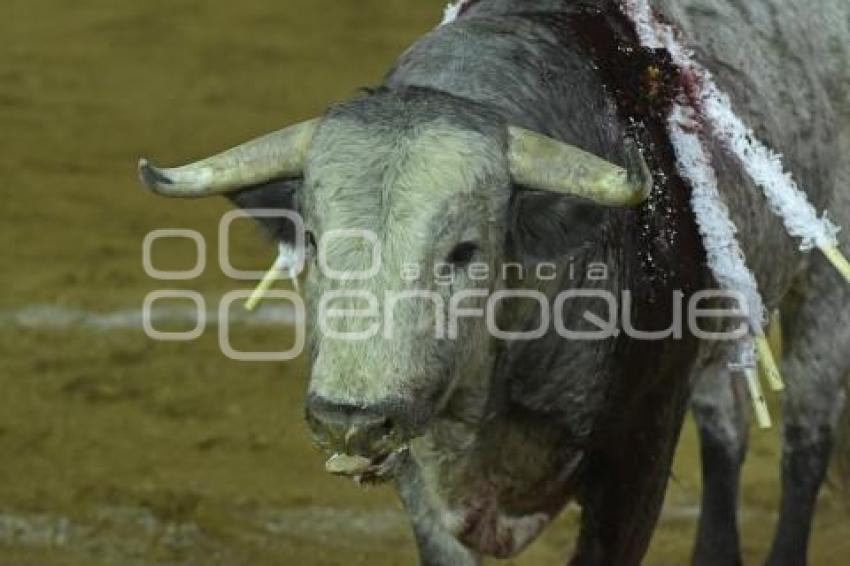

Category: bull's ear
[226, 178, 302, 245]
[507, 126, 652, 207]
[507, 189, 607, 262]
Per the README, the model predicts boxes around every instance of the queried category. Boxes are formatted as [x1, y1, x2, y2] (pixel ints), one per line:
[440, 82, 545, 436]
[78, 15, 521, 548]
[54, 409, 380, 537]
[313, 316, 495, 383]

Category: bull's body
[140, 0, 850, 564]
[382, 1, 849, 564]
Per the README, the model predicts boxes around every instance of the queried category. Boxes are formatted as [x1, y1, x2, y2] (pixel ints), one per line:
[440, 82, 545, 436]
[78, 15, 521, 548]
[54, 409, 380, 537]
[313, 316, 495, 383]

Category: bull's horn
[138, 119, 320, 198]
[507, 126, 652, 206]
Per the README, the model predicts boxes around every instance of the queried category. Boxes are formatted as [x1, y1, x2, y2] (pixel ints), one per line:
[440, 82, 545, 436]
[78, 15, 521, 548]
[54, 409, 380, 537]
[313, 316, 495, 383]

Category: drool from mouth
[324, 446, 409, 485]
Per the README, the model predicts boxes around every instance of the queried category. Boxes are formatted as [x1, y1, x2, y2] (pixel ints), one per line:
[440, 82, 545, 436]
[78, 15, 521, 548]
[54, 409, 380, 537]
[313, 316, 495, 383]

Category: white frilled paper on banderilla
[667, 104, 776, 428]
[441, 0, 475, 25]
[244, 243, 302, 312]
[621, 0, 850, 427]
[621, 0, 849, 280]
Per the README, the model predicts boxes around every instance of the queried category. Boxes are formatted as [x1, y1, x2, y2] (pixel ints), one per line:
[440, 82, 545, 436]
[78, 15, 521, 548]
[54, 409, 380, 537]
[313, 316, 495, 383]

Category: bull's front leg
[766, 259, 849, 566]
[690, 357, 749, 566]
[396, 457, 481, 566]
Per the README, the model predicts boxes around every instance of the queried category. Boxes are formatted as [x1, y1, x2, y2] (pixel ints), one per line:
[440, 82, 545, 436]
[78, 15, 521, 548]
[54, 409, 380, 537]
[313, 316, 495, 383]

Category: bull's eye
[446, 241, 479, 266]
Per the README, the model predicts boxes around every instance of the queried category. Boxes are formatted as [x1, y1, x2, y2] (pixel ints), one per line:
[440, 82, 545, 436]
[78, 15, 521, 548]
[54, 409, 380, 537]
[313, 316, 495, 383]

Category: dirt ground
[0, 1, 847, 564]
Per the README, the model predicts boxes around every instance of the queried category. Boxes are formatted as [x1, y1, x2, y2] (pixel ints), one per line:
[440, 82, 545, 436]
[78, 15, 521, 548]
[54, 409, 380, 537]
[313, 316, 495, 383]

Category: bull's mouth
[324, 445, 409, 485]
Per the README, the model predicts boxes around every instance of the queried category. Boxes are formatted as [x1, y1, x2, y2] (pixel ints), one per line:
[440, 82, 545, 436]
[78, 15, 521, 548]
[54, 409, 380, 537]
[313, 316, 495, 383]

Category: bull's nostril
[306, 395, 399, 455]
[343, 416, 393, 451]
[344, 426, 360, 446]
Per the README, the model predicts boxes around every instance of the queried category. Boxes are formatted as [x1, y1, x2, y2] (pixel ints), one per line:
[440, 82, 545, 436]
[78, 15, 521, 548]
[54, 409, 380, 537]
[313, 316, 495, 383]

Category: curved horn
[138, 119, 320, 198]
[507, 126, 652, 206]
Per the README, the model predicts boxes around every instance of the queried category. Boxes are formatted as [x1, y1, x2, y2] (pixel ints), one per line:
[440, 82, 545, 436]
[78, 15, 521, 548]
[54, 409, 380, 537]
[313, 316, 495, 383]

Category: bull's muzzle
[305, 394, 412, 482]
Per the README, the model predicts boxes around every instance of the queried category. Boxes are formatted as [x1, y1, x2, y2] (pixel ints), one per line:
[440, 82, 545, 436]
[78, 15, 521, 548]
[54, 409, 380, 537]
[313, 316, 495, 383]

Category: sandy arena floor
[0, 1, 847, 564]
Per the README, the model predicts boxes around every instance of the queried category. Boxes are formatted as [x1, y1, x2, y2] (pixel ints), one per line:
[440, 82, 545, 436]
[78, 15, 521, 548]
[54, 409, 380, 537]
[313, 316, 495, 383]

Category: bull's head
[139, 90, 650, 482]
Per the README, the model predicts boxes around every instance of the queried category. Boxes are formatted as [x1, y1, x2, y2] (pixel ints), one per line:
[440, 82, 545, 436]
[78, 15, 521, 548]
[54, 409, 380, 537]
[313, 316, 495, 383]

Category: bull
[137, 1, 850, 564]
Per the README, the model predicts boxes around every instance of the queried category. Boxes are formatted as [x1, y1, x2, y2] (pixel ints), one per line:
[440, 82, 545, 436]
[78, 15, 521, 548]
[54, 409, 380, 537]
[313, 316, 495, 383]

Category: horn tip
[138, 158, 174, 193]
[624, 140, 653, 204]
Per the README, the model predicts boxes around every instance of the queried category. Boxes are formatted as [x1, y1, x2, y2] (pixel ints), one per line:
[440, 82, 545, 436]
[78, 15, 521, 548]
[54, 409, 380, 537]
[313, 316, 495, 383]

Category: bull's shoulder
[658, 0, 844, 157]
